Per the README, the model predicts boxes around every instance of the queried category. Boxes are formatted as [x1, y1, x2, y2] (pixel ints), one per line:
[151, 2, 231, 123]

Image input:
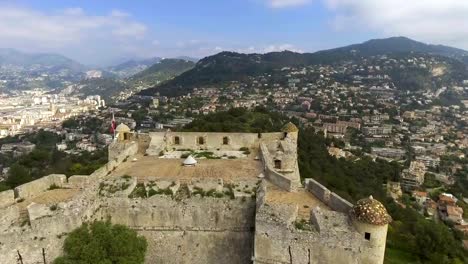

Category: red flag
[110, 112, 116, 134]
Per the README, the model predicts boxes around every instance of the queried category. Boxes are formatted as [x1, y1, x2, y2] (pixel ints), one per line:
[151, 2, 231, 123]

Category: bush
[53, 221, 147, 264]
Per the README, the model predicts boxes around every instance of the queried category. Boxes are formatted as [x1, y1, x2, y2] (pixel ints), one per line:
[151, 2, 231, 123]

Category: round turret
[115, 123, 131, 133]
[281, 122, 299, 133]
[350, 195, 392, 225]
[281, 122, 299, 141]
[115, 123, 132, 142]
[350, 196, 391, 264]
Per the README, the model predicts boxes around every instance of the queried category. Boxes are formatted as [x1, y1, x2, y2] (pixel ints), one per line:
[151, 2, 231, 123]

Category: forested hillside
[140, 37, 468, 97]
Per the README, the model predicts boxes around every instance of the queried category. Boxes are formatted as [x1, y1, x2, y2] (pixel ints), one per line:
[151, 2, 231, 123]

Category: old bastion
[0, 123, 391, 264]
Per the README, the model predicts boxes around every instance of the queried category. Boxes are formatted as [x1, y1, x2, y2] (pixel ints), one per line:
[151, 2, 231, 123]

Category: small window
[174, 136, 180, 145]
[274, 160, 282, 169]
[123, 133, 130, 140]
[222, 136, 229, 145]
[198, 137, 205, 145]
[364, 232, 371, 240]
[283, 132, 288, 139]
[258, 133, 262, 139]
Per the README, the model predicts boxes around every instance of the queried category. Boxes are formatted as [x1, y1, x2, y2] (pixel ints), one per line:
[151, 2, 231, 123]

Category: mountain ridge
[139, 37, 468, 97]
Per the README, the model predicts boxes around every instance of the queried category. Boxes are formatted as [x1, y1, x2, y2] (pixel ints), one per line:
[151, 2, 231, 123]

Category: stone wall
[67, 175, 90, 188]
[0, 189, 15, 208]
[253, 182, 363, 264]
[305, 178, 353, 213]
[97, 195, 257, 264]
[0, 141, 140, 264]
[259, 143, 298, 192]
[14, 174, 67, 200]
[329, 192, 353, 213]
[145, 131, 285, 156]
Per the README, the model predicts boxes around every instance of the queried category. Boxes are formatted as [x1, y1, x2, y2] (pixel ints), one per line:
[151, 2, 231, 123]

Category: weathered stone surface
[0, 189, 15, 208]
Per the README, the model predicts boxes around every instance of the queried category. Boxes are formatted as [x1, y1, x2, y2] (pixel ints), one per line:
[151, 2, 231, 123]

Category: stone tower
[281, 122, 299, 141]
[350, 196, 392, 264]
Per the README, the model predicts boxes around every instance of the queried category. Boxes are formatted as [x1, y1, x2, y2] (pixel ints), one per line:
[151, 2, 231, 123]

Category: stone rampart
[304, 178, 352, 213]
[145, 131, 285, 156]
[329, 192, 353, 213]
[259, 143, 296, 191]
[14, 174, 67, 200]
[67, 175, 90, 188]
[0, 189, 15, 208]
[253, 183, 362, 264]
[95, 195, 257, 264]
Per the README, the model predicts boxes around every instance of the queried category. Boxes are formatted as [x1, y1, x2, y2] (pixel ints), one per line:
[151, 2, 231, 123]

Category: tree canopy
[53, 221, 147, 264]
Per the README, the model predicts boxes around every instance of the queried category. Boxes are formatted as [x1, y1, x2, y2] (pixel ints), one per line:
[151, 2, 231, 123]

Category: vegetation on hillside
[0, 130, 108, 191]
[140, 37, 468, 97]
[182, 108, 467, 264]
[53, 221, 147, 264]
[128, 58, 195, 87]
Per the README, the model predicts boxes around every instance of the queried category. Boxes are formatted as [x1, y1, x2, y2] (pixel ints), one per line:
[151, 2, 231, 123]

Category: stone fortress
[0, 122, 391, 264]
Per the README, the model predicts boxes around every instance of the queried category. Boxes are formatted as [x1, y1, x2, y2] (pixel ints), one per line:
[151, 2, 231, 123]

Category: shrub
[129, 183, 147, 198]
[48, 184, 61, 190]
[53, 221, 147, 264]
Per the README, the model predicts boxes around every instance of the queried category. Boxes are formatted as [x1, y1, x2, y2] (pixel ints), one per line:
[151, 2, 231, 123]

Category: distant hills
[314, 37, 468, 64]
[139, 37, 468, 97]
[63, 59, 196, 102]
[128, 59, 196, 86]
[0, 48, 85, 72]
[107, 57, 198, 78]
[107, 57, 163, 78]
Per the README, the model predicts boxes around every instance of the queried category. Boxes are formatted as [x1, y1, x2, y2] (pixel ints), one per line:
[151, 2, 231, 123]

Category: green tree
[6, 163, 32, 187]
[54, 221, 147, 264]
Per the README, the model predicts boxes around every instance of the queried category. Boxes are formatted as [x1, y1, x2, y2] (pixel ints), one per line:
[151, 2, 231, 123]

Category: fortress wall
[14, 174, 67, 200]
[259, 143, 295, 191]
[305, 178, 353, 213]
[67, 175, 90, 188]
[0, 189, 15, 208]
[266, 169, 293, 192]
[0, 230, 66, 264]
[329, 192, 353, 213]
[254, 194, 362, 264]
[254, 216, 361, 264]
[98, 196, 256, 229]
[140, 230, 253, 264]
[0, 187, 103, 264]
[108, 141, 139, 162]
[258, 132, 284, 141]
[164, 132, 260, 151]
[137, 133, 151, 154]
[97, 196, 257, 264]
[305, 178, 331, 204]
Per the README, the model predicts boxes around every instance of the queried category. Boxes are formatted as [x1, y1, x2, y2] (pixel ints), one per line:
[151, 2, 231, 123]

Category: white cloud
[324, 0, 468, 49]
[0, 6, 149, 64]
[268, 0, 311, 8]
[263, 44, 303, 53]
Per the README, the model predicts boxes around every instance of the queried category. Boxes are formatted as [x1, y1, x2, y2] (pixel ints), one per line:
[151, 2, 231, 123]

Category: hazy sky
[1, 0, 467, 66]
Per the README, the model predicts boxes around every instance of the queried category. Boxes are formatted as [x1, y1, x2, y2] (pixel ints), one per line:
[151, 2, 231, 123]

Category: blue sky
[1, 0, 467, 65]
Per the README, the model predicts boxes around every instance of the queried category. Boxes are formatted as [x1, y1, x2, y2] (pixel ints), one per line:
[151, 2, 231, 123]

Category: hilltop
[139, 37, 468, 97]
